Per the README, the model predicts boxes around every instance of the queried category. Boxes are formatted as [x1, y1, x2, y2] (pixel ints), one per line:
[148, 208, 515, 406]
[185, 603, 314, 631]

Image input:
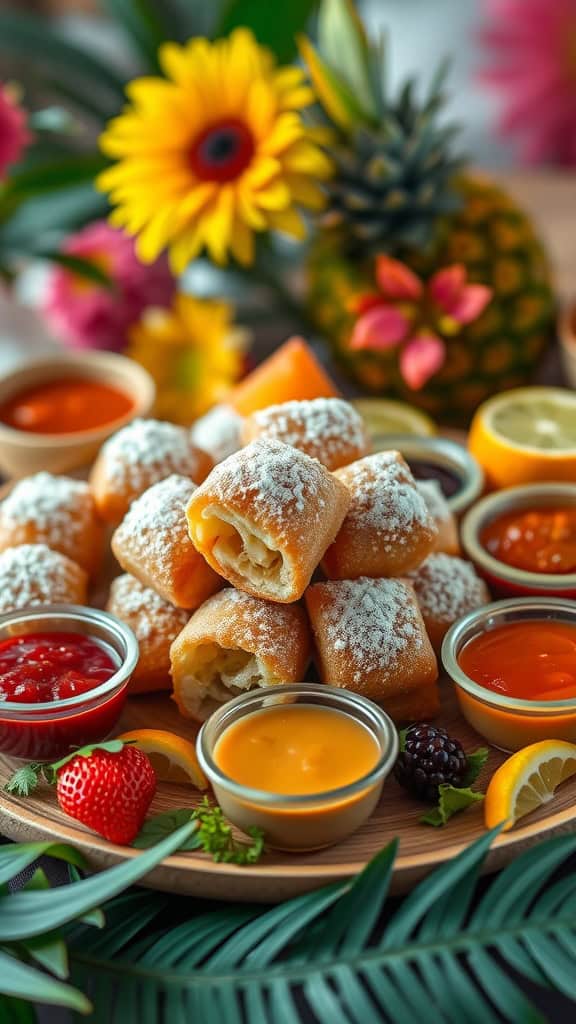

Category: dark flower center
[189, 120, 255, 182]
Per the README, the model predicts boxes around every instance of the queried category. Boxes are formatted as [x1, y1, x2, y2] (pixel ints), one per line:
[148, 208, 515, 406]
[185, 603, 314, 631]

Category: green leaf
[420, 784, 485, 827]
[192, 798, 265, 865]
[0, 154, 107, 206]
[37, 253, 116, 291]
[0, 183, 108, 260]
[0, 13, 127, 115]
[4, 764, 44, 798]
[0, 951, 90, 1014]
[0, 995, 37, 1024]
[0, 820, 197, 941]
[51, 740, 127, 772]
[317, 0, 380, 120]
[217, 0, 317, 62]
[133, 809, 201, 851]
[102, 0, 167, 73]
[0, 843, 85, 888]
[463, 748, 489, 788]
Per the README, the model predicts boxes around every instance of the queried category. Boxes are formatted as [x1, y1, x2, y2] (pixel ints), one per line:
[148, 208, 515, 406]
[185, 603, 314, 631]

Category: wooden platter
[2, 681, 576, 903]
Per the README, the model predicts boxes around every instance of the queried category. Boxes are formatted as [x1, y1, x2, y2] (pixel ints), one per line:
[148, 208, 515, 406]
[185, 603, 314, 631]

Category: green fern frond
[58, 826, 576, 1023]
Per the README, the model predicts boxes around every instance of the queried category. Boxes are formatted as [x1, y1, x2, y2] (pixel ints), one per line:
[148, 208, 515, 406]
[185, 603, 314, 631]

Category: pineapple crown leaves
[300, 0, 466, 256]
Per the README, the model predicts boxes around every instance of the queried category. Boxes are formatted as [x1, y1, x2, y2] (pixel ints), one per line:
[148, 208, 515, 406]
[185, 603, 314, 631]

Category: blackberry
[394, 723, 468, 802]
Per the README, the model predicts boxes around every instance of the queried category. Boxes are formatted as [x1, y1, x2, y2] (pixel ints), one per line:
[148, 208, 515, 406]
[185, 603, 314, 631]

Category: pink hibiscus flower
[0, 84, 31, 180]
[42, 221, 176, 351]
[480, 0, 576, 165]
[349, 256, 492, 390]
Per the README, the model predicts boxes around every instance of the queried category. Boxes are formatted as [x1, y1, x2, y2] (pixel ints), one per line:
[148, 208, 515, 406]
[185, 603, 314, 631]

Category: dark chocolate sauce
[406, 459, 462, 499]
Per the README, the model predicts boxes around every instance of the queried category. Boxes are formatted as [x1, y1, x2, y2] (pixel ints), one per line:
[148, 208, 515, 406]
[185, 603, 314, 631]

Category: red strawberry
[56, 745, 157, 844]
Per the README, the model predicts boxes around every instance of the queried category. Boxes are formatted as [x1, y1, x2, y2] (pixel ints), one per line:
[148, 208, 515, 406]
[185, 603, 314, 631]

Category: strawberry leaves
[4, 741, 132, 796]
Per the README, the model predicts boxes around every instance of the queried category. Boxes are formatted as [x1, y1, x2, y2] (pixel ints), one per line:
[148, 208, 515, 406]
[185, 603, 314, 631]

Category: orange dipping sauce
[458, 620, 576, 702]
[0, 378, 134, 435]
[214, 705, 380, 796]
[481, 506, 576, 575]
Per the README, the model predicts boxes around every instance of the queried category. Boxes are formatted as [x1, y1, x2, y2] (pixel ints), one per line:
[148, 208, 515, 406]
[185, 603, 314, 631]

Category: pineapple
[300, 1, 555, 426]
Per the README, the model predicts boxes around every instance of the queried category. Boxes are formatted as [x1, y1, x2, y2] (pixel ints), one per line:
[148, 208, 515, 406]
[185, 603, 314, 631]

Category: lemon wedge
[484, 739, 576, 832]
[118, 728, 207, 789]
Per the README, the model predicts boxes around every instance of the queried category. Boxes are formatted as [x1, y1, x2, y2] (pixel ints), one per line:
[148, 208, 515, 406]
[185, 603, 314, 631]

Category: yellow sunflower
[126, 292, 250, 424]
[97, 28, 332, 271]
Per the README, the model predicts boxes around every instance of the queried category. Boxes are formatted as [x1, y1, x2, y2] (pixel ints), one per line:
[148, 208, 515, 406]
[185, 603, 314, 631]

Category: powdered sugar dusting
[248, 398, 368, 469]
[0, 543, 86, 614]
[190, 405, 242, 463]
[337, 452, 434, 552]
[416, 480, 452, 525]
[316, 577, 424, 684]
[208, 440, 332, 541]
[100, 418, 202, 490]
[113, 474, 195, 574]
[1, 473, 91, 544]
[218, 588, 298, 658]
[407, 553, 489, 624]
[108, 574, 188, 641]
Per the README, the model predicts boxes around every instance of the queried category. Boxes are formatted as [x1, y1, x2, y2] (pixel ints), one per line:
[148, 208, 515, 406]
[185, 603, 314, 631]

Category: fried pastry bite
[186, 439, 350, 603]
[305, 577, 438, 701]
[107, 574, 190, 694]
[241, 397, 370, 471]
[407, 553, 490, 654]
[0, 543, 87, 615]
[112, 474, 222, 610]
[0, 472, 103, 578]
[383, 683, 441, 724]
[416, 480, 459, 556]
[322, 451, 437, 579]
[90, 417, 212, 524]
[171, 588, 311, 721]
[190, 405, 243, 464]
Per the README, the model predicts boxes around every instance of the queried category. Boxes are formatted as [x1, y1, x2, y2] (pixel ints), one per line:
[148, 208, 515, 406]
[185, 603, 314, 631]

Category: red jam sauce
[0, 633, 116, 704]
[0, 632, 125, 760]
[0, 377, 134, 435]
[481, 506, 576, 575]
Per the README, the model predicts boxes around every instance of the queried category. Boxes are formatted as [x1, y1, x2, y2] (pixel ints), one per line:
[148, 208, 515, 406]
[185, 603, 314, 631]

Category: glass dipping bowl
[442, 597, 576, 751]
[0, 605, 138, 760]
[197, 683, 398, 851]
[461, 483, 576, 598]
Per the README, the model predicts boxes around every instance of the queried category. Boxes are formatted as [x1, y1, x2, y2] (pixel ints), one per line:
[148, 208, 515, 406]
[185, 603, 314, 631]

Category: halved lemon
[118, 728, 208, 789]
[351, 398, 436, 442]
[469, 387, 576, 490]
[484, 739, 576, 832]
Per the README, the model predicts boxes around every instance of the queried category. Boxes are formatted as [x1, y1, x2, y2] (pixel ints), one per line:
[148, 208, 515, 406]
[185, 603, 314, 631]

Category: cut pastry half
[186, 439, 350, 602]
[170, 589, 311, 721]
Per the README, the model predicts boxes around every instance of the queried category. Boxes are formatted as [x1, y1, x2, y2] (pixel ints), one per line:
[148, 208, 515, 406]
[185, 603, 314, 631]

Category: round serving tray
[1, 684, 575, 902]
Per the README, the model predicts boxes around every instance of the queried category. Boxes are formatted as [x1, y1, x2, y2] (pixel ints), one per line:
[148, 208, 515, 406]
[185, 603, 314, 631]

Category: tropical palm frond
[58, 826, 576, 1023]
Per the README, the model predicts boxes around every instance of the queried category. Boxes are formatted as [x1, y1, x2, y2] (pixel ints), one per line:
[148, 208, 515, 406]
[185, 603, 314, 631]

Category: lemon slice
[118, 728, 208, 789]
[484, 739, 576, 832]
[351, 399, 436, 440]
[469, 387, 576, 489]
[489, 388, 576, 451]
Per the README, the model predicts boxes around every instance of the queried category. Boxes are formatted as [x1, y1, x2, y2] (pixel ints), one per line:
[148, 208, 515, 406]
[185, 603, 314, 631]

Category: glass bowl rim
[0, 604, 139, 713]
[197, 682, 399, 807]
[442, 596, 576, 713]
[461, 483, 576, 588]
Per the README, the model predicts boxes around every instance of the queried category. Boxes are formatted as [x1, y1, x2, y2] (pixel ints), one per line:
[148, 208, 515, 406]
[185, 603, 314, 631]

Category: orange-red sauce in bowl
[458, 620, 576, 701]
[0, 377, 134, 435]
[481, 506, 576, 575]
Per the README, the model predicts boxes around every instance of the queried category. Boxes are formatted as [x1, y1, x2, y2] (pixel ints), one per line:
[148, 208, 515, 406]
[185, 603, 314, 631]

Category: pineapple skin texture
[306, 176, 556, 427]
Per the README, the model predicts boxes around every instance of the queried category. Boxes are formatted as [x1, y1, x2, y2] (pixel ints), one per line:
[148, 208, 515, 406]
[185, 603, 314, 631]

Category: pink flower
[42, 221, 175, 351]
[349, 256, 492, 390]
[0, 84, 31, 180]
[479, 0, 576, 165]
